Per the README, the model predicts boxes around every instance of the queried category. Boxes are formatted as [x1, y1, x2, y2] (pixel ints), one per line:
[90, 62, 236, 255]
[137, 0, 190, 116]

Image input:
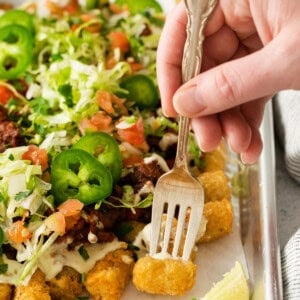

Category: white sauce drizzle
[158, 132, 178, 151]
[144, 153, 170, 173]
[38, 239, 126, 280]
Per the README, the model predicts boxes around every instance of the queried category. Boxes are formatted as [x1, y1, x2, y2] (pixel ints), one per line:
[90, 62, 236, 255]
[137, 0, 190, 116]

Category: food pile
[0, 0, 234, 299]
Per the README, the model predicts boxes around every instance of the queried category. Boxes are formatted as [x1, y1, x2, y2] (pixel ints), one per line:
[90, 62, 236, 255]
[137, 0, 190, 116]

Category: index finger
[157, 2, 187, 117]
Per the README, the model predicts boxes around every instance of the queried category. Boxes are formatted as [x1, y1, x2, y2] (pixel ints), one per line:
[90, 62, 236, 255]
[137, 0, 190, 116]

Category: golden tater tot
[198, 170, 231, 202]
[0, 283, 12, 300]
[199, 198, 233, 243]
[85, 248, 134, 300]
[48, 266, 83, 300]
[14, 269, 51, 300]
[203, 147, 226, 172]
[133, 256, 196, 296]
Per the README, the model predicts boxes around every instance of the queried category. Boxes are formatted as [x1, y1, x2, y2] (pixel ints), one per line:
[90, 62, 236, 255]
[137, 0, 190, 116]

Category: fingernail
[240, 153, 257, 165]
[173, 84, 206, 116]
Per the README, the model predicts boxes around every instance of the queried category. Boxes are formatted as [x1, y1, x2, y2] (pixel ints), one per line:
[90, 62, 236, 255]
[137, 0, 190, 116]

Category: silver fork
[150, 0, 218, 261]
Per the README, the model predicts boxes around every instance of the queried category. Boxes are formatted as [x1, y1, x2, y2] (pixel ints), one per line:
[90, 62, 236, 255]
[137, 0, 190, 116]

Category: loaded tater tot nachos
[0, 0, 233, 298]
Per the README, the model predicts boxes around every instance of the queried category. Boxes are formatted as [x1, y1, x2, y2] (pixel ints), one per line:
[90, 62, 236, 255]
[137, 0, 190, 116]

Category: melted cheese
[38, 239, 126, 280]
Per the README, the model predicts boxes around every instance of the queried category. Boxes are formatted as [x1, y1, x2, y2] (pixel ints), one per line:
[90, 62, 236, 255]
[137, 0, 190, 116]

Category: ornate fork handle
[175, 0, 218, 169]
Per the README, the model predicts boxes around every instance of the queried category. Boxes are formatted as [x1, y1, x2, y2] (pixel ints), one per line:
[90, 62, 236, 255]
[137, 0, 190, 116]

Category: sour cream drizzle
[38, 239, 127, 280]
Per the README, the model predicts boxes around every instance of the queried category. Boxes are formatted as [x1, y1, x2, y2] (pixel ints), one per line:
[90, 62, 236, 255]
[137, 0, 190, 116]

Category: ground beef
[122, 160, 165, 192]
[0, 120, 24, 153]
[2, 244, 17, 260]
[62, 204, 127, 249]
[0, 106, 8, 121]
[0, 105, 24, 152]
[84, 205, 125, 229]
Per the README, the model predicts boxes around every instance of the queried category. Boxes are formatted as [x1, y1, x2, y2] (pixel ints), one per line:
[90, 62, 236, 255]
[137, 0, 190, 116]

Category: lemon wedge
[202, 261, 250, 300]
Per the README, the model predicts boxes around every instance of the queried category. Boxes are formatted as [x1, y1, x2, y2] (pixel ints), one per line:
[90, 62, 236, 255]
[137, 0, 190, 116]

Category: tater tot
[0, 283, 12, 300]
[14, 269, 51, 300]
[48, 266, 83, 300]
[85, 248, 134, 300]
[133, 256, 196, 296]
[199, 198, 233, 243]
[203, 147, 226, 172]
[198, 170, 231, 203]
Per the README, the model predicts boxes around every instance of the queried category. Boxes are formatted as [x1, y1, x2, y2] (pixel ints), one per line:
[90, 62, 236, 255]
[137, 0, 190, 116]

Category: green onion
[78, 245, 90, 261]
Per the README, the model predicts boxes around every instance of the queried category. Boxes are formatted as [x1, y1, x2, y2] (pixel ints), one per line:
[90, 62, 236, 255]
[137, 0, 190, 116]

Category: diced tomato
[111, 94, 128, 115]
[106, 55, 117, 69]
[7, 220, 32, 244]
[96, 90, 115, 114]
[109, 3, 128, 14]
[117, 117, 148, 150]
[96, 91, 128, 116]
[90, 111, 113, 132]
[65, 0, 79, 14]
[73, 14, 101, 33]
[57, 199, 84, 216]
[46, 0, 78, 16]
[57, 199, 84, 231]
[45, 212, 66, 235]
[71, 24, 79, 31]
[0, 85, 14, 105]
[22, 145, 49, 171]
[79, 118, 98, 134]
[108, 31, 130, 53]
[79, 111, 113, 134]
[129, 62, 143, 73]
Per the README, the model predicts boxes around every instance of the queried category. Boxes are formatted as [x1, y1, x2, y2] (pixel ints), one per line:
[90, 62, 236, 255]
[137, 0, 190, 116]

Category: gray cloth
[273, 91, 300, 300]
[274, 91, 300, 184]
[281, 229, 300, 300]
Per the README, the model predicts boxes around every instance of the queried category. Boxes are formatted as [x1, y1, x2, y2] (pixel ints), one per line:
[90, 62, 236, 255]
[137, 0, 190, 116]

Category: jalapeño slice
[0, 25, 33, 80]
[73, 132, 122, 183]
[51, 148, 113, 205]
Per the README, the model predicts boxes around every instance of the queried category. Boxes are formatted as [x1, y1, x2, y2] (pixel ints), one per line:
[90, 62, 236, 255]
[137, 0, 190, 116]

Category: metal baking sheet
[242, 102, 283, 300]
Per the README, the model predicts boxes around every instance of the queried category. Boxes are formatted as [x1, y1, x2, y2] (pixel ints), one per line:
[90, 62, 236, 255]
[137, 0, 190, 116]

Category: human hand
[157, 0, 300, 164]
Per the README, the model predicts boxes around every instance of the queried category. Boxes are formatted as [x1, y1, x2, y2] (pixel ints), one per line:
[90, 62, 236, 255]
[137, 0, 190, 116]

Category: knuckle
[215, 67, 239, 108]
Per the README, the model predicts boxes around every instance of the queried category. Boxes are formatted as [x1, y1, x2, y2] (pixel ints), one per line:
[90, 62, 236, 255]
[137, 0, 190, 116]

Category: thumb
[173, 37, 292, 117]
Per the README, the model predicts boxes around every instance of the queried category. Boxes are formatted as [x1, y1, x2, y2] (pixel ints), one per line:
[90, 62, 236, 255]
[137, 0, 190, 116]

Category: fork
[149, 0, 218, 261]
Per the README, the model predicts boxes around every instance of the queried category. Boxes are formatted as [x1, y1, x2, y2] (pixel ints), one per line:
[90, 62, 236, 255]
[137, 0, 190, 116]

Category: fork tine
[161, 202, 176, 254]
[182, 203, 203, 260]
[149, 194, 165, 256]
[172, 203, 188, 257]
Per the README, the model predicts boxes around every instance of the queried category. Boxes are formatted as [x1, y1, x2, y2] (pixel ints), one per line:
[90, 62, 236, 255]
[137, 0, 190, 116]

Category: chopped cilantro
[29, 97, 50, 115]
[0, 228, 4, 247]
[15, 190, 32, 201]
[0, 193, 4, 202]
[58, 83, 73, 107]
[128, 243, 140, 251]
[0, 263, 8, 274]
[78, 246, 90, 261]
[50, 53, 63, 62]
[7, 98, 19, 110]
[115, 222, 133, 239]
[8, 154, 14, 161]
[80, 272, 86, 284]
